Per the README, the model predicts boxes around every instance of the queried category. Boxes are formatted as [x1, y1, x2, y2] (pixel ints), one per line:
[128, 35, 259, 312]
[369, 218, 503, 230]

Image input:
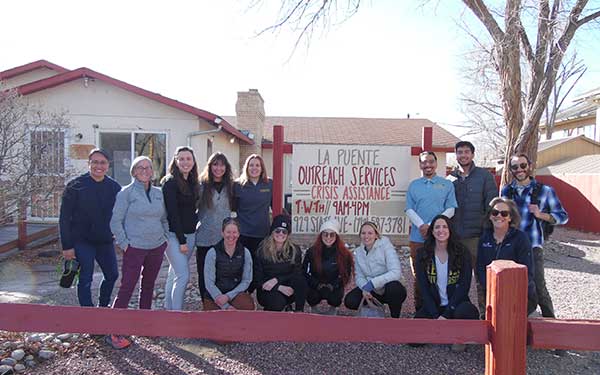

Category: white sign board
[292, 144, 411, 235]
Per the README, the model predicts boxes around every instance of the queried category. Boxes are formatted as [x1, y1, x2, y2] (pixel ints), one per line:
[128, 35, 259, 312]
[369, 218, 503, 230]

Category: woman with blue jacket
[415, 215, 478, 321]
[477, 197, 538, 316]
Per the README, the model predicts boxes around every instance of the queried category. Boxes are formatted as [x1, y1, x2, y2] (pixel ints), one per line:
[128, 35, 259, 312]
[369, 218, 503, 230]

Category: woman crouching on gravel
[303, 219, 353, 315]
[344, 221, 407, 318]
[254, 214, 307, 312]
[203, 217, 254, 311]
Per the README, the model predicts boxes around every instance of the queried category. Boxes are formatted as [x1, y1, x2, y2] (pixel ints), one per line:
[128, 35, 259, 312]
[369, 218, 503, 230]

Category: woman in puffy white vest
[344, 221, 407, 318]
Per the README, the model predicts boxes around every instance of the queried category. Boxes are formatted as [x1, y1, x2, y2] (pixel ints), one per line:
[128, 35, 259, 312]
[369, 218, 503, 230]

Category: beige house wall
[2, 68, 61, 89]
[538, 139, 600, 168]
[27, 78, 238, 175]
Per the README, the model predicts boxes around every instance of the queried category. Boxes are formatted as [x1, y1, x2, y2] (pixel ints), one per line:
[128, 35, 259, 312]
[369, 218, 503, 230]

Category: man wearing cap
[447, 141, 498, 315]
[405, 151, 457, 311]
[59, 148, 122, 307]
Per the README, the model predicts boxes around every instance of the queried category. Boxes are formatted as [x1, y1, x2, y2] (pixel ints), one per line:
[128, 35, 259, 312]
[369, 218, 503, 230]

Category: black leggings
[195, 246, 212, 299]
[344, 281, 407, 318]
[239, 235, 264, 294]
[257, 274, 307, 312]
[414, 301, 479, 320]
[306, 285, 344, 307]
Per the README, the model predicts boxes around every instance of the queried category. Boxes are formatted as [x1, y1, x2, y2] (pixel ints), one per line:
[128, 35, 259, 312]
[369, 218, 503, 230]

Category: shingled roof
[224, 116, 459, 148]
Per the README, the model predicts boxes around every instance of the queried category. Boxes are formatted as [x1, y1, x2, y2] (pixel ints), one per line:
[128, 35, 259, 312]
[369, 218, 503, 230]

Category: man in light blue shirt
[405, 151, 457, 311]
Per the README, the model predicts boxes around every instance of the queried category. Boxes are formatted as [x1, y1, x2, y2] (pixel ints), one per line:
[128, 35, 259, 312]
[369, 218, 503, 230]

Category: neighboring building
[537, 135, 600, 169]
[1, 60, 459, 222]
[540, 86, 600, 142]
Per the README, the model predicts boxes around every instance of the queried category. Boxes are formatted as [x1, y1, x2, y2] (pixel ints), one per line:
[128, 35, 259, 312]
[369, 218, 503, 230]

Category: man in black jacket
[447, 141, 498, 315]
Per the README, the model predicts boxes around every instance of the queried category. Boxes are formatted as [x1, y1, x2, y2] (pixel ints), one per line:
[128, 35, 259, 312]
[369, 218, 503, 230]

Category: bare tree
[461, 0, 600, 183]
[0, 84, 72, 224]
[543, 52, 587, 140]
[253, 0, 600, 184]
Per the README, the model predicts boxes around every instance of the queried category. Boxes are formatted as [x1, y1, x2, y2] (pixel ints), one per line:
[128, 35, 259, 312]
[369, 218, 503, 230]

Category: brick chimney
[236, 89, 265, 169]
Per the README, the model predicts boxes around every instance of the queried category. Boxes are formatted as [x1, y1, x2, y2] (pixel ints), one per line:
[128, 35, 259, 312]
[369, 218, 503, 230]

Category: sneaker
[105, 335, 132, 349]
[451, 344, 467, 352]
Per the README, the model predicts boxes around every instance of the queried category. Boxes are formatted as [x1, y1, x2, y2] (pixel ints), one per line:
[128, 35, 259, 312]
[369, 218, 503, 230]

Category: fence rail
[1, 261, 599, 375]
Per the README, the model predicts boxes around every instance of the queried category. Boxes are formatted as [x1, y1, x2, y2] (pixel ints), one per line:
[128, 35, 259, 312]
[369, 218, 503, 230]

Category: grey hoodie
[110, 179, 169, 250]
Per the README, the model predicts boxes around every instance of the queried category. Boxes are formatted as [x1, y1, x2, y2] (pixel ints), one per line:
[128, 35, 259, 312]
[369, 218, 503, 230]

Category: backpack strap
[530, 182, 544, 206]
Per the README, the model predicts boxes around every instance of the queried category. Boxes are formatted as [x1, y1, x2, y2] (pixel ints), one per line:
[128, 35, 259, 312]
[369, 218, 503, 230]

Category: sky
[2, 0, 599, 137]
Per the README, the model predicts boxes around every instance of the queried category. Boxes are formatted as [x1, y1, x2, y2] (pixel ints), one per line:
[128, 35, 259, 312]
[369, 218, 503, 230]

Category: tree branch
[462, 0, 506, 43]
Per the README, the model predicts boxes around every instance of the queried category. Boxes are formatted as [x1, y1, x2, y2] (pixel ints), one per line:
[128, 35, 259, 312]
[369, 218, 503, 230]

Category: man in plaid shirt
[501, 153, 569, 318]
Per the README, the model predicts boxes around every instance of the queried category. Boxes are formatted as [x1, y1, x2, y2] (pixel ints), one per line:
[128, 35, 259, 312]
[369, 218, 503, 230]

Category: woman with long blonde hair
[254, 215, 306, 312]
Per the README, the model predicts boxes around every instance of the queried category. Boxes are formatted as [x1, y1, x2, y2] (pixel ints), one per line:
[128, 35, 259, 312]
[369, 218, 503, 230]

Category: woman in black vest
[203, 217, 254, 310]
[255, 214, 306, 312]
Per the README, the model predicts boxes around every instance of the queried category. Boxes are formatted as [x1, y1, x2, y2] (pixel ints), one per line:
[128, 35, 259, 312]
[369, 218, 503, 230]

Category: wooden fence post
[272, 125, 284, 216]
[485, 260, 528, 375]
[17, 199, 27, 250]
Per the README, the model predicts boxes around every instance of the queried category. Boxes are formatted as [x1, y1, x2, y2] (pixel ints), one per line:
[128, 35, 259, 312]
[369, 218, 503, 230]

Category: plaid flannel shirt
[501, 178, 568, 248]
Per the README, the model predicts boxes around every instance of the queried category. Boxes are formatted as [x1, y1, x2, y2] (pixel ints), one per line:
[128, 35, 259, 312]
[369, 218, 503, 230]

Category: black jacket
[303, 245, 351, 290]
[477, 227, 537, 302]
[449, 164, 498, 239]
[59, 173, 121, 249]
[254, 243, 302, 290]
[416, 245, 472, 319]
[162, 176, 198, 244]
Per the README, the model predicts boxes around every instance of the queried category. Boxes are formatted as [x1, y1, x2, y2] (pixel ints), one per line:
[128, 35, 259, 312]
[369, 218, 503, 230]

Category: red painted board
[0, 303, 490, 344]
[528, 318, 600, 351]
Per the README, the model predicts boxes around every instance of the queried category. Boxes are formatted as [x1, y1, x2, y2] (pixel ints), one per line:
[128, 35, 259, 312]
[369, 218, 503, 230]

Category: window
[30, 129, 65, 218]
[31, 130, 65, 174]
[100, 131, 167, 186]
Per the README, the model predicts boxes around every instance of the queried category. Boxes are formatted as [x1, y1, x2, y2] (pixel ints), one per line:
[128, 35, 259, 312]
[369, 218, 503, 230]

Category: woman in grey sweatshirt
[107, 156, 169, 349]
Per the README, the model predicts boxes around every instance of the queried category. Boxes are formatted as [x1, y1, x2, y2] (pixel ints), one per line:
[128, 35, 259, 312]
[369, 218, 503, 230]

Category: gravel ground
[1, 227, 599, 374]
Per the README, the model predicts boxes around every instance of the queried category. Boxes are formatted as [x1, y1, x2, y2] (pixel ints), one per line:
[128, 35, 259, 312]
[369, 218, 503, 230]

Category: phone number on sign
[292, 215, 409, 235]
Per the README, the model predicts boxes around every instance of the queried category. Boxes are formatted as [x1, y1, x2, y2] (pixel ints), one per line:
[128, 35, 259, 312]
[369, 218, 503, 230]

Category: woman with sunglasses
[254, 214, 307, 312]
[161, 146, 199, 311]
[203, 217, 255, 311]
[344, 221, 407, 318]
[303, 219, 354, 315]
[195, 152, 235, 302]
[477, 197, 537, 316]
[108, 156, 169, 349]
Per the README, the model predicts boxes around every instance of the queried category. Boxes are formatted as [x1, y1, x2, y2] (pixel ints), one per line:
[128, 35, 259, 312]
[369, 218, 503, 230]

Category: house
[537, 135, 600, 169]
[540, 86, 600, 142]
[1, 60, 459, 224]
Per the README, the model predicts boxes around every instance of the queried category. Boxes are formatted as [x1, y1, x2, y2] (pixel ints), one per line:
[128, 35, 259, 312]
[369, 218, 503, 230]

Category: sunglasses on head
[321, 231, 336, 238]
[273, 228, 288, 235]
[491, 209, 510, 217]
[510, 162, 528, 171]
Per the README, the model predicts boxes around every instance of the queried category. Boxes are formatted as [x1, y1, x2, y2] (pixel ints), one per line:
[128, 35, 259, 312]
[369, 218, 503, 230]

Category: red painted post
[422, 126, 433, 151]
[17, 199, 27, 250]
[272, 125, 284, 216]
[485, 260, 528, 375]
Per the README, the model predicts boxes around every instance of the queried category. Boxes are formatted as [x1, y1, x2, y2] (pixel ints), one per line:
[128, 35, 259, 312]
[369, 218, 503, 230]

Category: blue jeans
[74, 241, 119, 307]
[164, 232, 196, 310]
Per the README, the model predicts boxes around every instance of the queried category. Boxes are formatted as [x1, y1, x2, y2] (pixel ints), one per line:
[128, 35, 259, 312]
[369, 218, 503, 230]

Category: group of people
[59, 140, 568, 350]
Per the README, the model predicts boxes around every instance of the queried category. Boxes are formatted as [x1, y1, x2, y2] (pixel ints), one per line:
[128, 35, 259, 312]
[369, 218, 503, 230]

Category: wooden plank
[529, 319, 600, 351]
[0, 303, 490, 344]
[485, 260, 528, 375]
[24, 225, 58, 243]
[0, 239, 19, 254]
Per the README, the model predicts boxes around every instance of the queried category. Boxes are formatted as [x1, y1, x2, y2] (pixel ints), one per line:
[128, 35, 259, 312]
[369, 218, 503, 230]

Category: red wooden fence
[1, 261, 600, 375]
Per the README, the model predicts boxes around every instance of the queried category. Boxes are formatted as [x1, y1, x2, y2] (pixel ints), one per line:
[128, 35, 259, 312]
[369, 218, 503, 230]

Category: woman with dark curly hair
[195, 152, 235, 302]
[303, 219, 354, 315]
[415, 215, 478, 322]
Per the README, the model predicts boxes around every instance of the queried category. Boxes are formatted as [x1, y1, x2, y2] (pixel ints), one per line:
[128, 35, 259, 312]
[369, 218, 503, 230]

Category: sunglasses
[491, 209, 510, 217]
[321, 231, 336, 239]
[273, 228, 288, 235]
[510, 163, 528, 171]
